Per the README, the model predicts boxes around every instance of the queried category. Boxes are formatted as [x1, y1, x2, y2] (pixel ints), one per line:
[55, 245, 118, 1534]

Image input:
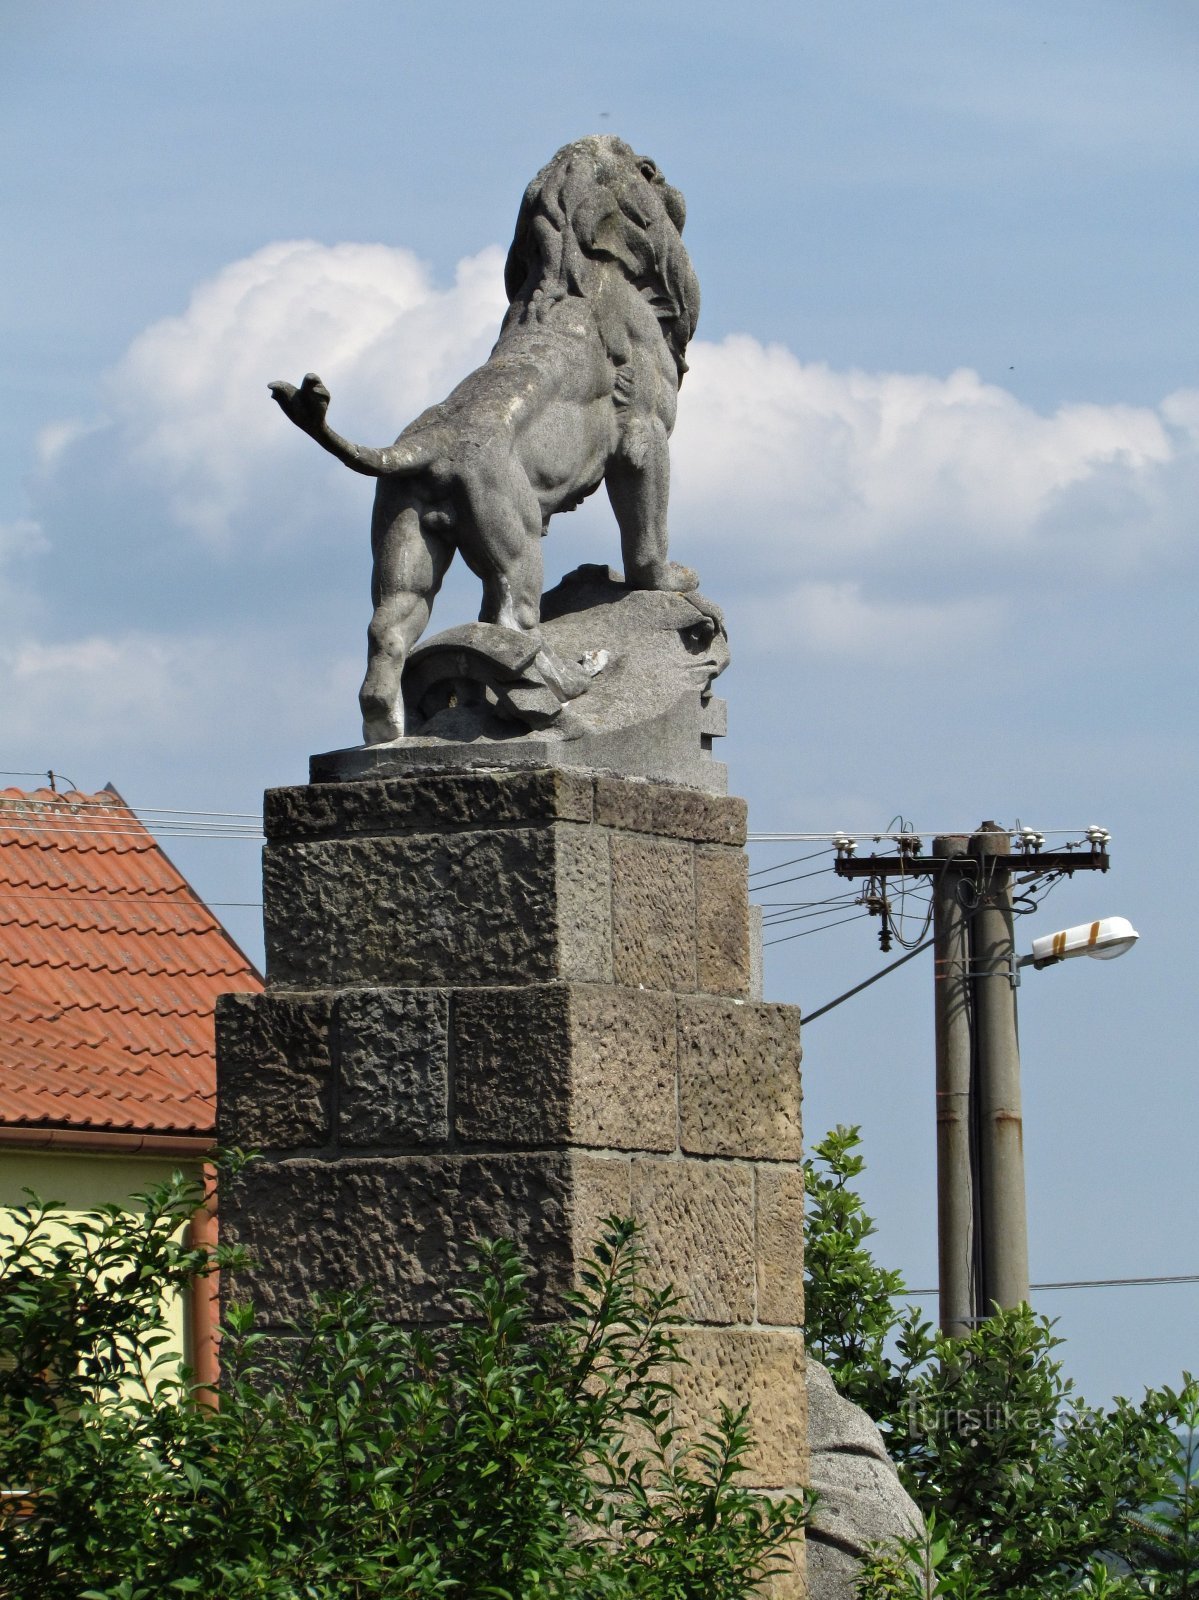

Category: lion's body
[271, 135, 700, 743]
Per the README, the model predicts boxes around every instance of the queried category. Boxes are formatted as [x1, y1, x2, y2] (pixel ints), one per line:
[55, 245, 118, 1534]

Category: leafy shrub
[805, 1125, 1199, 1599]
[0, 1173, 808, 1599]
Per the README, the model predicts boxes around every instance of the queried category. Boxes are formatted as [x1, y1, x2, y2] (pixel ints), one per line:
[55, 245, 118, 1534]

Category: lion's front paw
[268, 372, 331, 435]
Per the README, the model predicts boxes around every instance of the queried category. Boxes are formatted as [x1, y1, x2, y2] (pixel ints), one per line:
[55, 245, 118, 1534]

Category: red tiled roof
[0, 787, 262, 1136]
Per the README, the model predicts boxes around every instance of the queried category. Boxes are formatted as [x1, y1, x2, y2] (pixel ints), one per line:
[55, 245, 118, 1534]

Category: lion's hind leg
[360, 497, 453, 744]
[456, 456, 545, 633]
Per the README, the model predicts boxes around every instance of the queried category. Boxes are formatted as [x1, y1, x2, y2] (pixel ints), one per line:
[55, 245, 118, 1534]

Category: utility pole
[932, 834, 976, 1337]
[835, 825, 1109, 1334]
[970, 823, 1029, 1315]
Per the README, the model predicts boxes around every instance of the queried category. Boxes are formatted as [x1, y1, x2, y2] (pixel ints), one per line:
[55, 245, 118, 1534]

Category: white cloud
[2, 628, 358, 754]
[0, 518, 47, 561]
[24, 236, 1199, 690]
[671, 337, 1186, 577]
[735, 581, 1004, 664]
[35, 419, 101, 469]
[94, 239, 509, 544]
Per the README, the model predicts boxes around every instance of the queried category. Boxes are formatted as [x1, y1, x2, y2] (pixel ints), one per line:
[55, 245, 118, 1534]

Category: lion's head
[504, 135, 700, 377]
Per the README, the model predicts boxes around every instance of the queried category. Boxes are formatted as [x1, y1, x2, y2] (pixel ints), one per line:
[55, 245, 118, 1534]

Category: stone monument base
[217, 766, 807, 1594]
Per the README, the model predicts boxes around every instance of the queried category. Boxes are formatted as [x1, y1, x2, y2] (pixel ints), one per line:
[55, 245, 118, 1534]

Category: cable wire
[747, 863, 839, 894]
[0, 891, 262, 909]
[748, 848, 832, 879]
[763, 911, 872, 947]
[896, 1275, 1199, 1297]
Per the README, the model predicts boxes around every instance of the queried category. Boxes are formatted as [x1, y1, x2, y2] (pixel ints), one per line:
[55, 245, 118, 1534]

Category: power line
[748, 864, 839, 893]
[0, 892, 262, 909]
[801, 936, 934, 1023]
[896, 1274, 1199, 1297]
[760, 900, 860, 929]
[0, 822, 263, 842]
[748, 828, 1102, 842]
[748, 848, 831, 878]
[763, 910, 872, 947]
[0, 786, 260, 821]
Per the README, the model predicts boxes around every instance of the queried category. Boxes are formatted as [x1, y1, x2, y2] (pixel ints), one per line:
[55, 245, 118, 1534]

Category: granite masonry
[216, 764, 807, 1595]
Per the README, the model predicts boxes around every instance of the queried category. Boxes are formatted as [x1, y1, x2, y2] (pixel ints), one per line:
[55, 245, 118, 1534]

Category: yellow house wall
[0, 1150, 203, 1374]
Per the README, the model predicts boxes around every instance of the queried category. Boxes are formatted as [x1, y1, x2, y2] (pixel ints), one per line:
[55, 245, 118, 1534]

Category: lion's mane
[503, 135, 700, 377]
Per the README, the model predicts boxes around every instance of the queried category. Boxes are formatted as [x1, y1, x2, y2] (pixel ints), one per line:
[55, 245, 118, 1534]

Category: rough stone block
[671, 1328, 808, 1488]
[593, 775, 747, 845]
[453, 984, 676, 1151]
[763, 1544, 807, 1600]
[756, 1164, 805, 1326]
[569, 1153, 634, 1280]
[222, 1152, 576, 1325]
[336, 988, 449, 1147]
[265, 768, 594, 843]
[610, 833, 696, 991]
[264, 825, 603, 989]
[554, 825, 612, 983]
[678, 998, 802, 1160]
[216, 991, 333, 1151]
[630, 1157, 754, 1322]
[695, 845, 751, 996]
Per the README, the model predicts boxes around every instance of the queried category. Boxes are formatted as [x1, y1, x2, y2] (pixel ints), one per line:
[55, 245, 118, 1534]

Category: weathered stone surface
[695, 845, 751, 996]
[264, 827, 566, 989]
[453, 986, 571, 1145]
[756, 1164, 805, 1326]
[343, 572, 732, 795]
[336, 989, 449, 1147]
[749, 903, 764, 1001]
[266, 768, 594, 843]
[678, 998, 802, 1160]
[222, 1153, 576, 1324]
[763, 1544, 808, 1600]
[630, 1157, 753, 1323]
[555, 825, 612, 983]
[610, 833, 696, 991]
[806, 1359, 923, 1600]
[454, 984, 676, 1151]
[216, 991, 333, 1150]
[593, 776, 747, 846]
[671, 1329, 807, 1488]
[569, 1153, 634, 1278]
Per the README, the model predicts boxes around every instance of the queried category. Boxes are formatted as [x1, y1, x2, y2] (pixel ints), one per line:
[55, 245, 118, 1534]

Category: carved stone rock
[311, 565, 730, 794]
[806, 1359, 925, 1599]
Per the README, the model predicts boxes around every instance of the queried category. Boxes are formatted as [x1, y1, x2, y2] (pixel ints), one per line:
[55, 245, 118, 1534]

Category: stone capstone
[260, 770, 750, 998]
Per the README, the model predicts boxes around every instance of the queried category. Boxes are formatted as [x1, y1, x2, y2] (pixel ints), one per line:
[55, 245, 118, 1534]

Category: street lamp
[1022, 916, 1140, 971]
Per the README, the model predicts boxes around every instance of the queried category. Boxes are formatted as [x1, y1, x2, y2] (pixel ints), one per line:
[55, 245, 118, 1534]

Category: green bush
[805, 1124, 1199, 1599]
[0, 1173, 808, 1599]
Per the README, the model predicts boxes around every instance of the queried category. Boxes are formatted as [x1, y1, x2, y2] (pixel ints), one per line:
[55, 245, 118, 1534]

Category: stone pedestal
[217, 766, 806, 1589]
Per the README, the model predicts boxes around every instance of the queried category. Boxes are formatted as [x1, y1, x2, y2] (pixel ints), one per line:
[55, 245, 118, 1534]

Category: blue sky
[3, 1, 1197, 1405]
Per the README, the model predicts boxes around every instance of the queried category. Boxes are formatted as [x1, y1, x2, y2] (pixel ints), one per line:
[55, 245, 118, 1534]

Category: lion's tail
[356, 437, 437, 479]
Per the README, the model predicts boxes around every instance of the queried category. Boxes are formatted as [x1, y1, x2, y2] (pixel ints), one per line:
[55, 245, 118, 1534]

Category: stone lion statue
[270, 135, 702, 744]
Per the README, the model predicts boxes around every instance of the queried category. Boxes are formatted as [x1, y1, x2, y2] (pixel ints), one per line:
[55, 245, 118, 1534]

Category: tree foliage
[805, 1124, 1199, 1599]
[0, 1173, 807, 1599]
